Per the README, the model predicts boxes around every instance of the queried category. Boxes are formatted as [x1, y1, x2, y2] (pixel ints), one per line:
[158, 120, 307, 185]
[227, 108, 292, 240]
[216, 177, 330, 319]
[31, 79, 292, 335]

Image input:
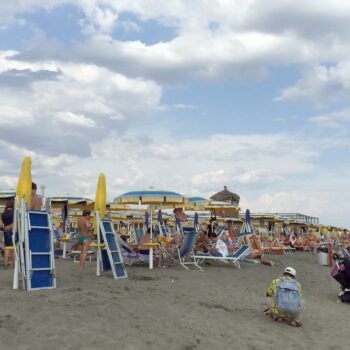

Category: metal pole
[149, 206, 153, 269]
[96, 211, 101, 276]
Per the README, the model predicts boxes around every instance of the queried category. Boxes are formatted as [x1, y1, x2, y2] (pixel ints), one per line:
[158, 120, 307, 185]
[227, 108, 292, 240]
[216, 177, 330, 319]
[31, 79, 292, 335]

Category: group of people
[1, 196, 308, 328]
[194, 227, 275, 266]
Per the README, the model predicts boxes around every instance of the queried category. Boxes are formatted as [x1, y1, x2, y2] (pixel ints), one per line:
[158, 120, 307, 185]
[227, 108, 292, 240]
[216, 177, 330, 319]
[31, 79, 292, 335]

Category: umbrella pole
[96, 211, 101, 277]
[149, 206, 153, 269]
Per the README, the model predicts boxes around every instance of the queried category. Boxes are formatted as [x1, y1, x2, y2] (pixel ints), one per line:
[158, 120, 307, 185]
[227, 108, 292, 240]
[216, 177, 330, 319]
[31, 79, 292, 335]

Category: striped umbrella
[115, 188, 187, 269]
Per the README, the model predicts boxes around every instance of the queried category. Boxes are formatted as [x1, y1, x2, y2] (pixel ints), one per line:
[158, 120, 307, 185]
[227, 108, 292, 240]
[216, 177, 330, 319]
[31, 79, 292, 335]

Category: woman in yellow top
[265, 267, 302, 327]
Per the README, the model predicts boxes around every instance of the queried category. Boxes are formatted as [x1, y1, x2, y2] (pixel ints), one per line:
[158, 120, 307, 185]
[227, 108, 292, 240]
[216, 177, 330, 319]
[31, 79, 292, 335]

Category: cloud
[309, 108, 350, 128]
[0, 175, 17, 188]
[1, 1, 350, 227]
[276, 62, 350, 105]
[0, 50, 162, 156]
[0, 68, 61, 88]
[0, 106, 34, 127]
[4, 1, 350, 86]
[55, 112, 96, 128]
[79, 4, 118, 35]
[192, 170, 226, 186]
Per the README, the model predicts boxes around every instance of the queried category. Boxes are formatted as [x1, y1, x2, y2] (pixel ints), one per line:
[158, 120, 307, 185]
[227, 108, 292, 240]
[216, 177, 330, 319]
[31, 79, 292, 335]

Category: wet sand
[0, 251, 347, 350]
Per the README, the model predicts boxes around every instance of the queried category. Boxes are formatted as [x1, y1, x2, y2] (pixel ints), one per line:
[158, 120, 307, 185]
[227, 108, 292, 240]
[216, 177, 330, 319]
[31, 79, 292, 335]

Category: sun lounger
[262, 245, 296, 255]
[116, 236, 154, 265]
[158, 222, 171, 236]
[71, 249, 95, 262]
[176, 229, 201, 270]
[193, 244, 252, 269]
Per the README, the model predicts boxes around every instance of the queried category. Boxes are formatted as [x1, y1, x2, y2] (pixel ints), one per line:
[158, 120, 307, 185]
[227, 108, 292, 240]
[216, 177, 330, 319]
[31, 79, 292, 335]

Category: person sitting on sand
[207, 233, 228, 257]
[265, 267, 302, 327]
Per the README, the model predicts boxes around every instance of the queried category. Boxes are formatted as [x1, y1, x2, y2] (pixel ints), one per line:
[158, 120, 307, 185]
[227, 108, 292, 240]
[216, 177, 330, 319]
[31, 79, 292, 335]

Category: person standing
[31, 182, 43, 210]
[77, 210, 91, 270]
[1, 199, 15, 267]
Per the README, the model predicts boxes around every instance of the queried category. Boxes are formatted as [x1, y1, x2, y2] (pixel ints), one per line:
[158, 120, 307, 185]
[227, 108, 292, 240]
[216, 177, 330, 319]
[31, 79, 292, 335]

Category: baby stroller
[331, 248, 350, 303]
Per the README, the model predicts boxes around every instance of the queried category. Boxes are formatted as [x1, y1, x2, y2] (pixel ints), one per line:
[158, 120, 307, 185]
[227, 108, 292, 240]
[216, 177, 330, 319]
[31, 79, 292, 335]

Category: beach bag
[275, 278, 300, 315]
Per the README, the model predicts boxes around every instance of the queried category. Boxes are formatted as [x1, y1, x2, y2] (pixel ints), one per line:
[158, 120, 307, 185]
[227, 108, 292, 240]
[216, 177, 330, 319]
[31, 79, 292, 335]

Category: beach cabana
[204, 200, 240, 219]
[210, 186, 240, 206]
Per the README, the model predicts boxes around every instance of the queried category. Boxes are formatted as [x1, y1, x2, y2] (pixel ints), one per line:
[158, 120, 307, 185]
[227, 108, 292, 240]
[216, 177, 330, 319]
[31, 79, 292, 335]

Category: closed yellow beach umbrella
[16, 156, 32, 208]
[94, 173, 106, 234]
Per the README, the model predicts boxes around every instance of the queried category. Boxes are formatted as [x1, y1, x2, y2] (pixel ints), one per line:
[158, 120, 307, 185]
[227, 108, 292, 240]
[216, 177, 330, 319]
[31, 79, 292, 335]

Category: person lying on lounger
[246, 233, 274, 266]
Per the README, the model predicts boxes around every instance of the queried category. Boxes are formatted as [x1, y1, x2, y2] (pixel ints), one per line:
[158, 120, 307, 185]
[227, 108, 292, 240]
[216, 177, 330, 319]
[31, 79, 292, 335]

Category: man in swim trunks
[77, 210, 91, 270]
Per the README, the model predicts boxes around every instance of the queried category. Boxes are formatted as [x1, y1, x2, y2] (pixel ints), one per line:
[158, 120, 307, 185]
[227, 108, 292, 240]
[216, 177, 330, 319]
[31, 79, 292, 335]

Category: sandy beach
[0, 252, 347, 350]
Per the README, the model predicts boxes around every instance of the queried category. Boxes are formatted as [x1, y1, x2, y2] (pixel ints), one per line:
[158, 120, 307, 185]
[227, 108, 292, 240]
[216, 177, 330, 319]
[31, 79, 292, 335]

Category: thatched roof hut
[210, 186, 240, 206]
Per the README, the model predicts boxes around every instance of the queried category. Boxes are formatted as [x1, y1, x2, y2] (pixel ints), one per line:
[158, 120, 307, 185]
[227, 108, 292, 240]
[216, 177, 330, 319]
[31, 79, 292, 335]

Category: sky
[0, 1, 350, 227]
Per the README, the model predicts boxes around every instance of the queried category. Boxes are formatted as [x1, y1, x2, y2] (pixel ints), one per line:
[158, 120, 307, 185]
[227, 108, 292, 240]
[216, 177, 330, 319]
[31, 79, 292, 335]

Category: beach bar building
[245, 212, 319, 236]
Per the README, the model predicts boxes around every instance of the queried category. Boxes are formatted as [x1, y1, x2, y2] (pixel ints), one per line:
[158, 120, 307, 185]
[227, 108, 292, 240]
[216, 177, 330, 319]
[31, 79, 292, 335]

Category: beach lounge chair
[175, 229, 202, 270]
[158, 222, 171, 236]
[193, 244, 252, 269]
[71, 245, 95, 262]
[116, 236, 154, 265]
[216, 227, 226, 239]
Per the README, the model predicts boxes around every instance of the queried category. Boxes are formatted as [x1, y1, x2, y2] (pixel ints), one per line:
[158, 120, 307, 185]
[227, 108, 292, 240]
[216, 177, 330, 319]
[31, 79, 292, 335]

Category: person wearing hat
[1, 199, 15, 267]
[265, 267, 302, 327]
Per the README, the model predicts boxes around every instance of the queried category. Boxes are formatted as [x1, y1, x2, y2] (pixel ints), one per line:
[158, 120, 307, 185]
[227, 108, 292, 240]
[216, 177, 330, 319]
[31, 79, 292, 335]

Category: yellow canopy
[16, 156, 32, 208]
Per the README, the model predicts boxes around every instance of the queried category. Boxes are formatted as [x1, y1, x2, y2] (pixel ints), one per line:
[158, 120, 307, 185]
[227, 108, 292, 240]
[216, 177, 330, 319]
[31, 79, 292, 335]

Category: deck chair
[158, 222, 170, 236]
[235, 231, 254, 247]
[217, 227, 226, 239]
[176, 229, 202, 270]
[116, 236, 152, 265]
[193, 244, 252, 269]
[71, 247, 95, 262]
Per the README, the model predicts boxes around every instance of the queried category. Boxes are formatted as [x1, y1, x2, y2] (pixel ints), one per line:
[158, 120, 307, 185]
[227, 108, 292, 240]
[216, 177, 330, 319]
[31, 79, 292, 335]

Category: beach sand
[0, 251, 348, 350]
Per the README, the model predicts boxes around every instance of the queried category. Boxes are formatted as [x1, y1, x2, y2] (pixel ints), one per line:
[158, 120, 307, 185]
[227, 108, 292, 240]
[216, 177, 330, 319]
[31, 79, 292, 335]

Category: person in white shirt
[208, 234, 228, 257]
